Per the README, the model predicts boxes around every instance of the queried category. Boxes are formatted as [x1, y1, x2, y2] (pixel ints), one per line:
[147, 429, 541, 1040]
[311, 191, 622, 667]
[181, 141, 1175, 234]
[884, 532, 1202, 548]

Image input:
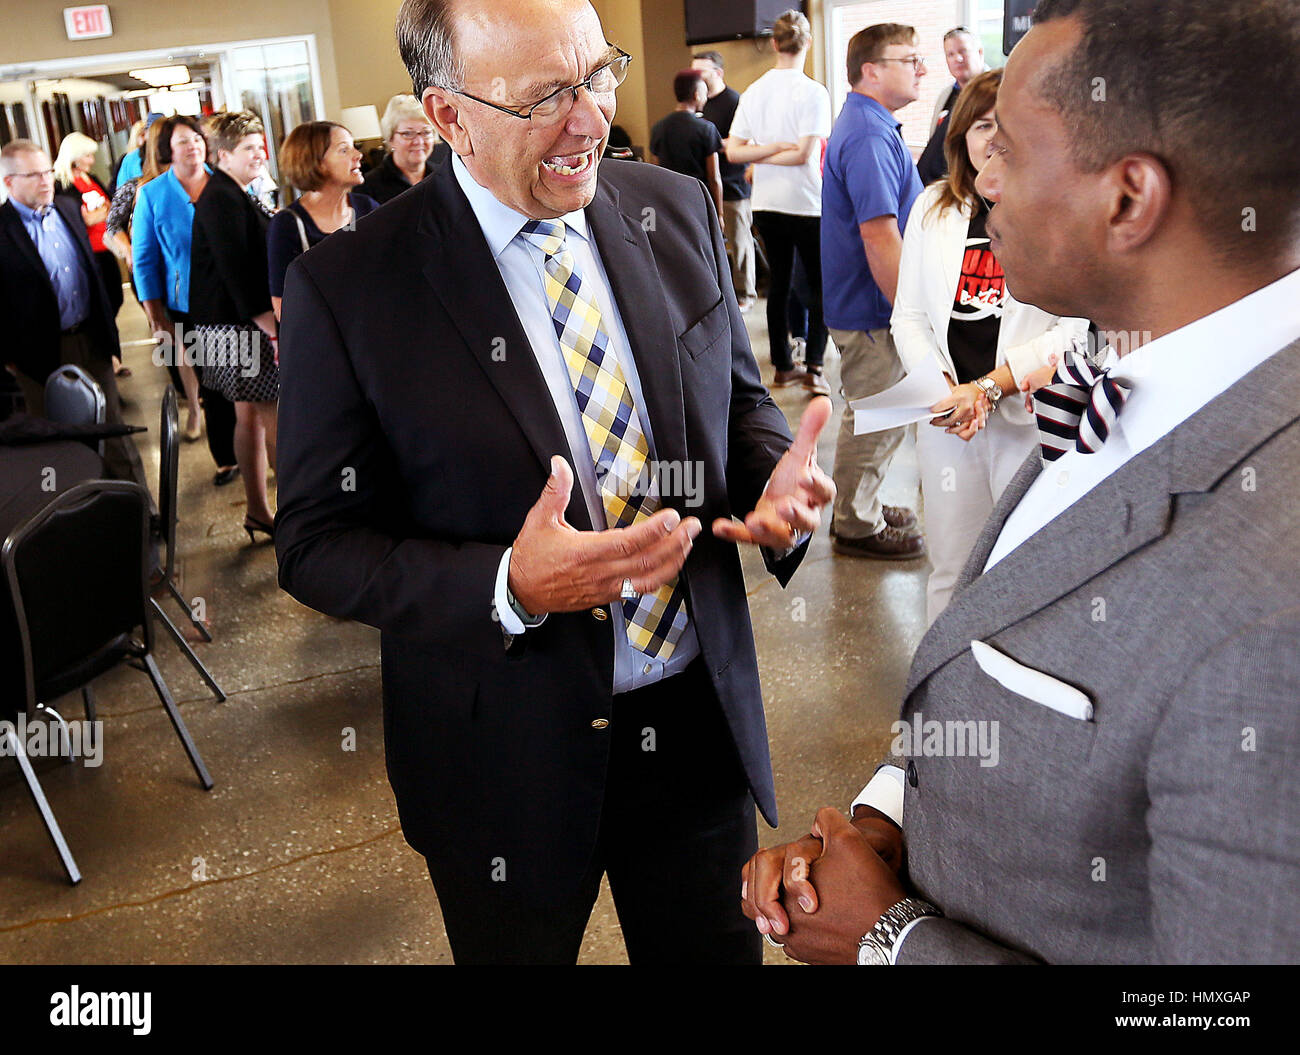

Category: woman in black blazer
[189, 110, 279, 542]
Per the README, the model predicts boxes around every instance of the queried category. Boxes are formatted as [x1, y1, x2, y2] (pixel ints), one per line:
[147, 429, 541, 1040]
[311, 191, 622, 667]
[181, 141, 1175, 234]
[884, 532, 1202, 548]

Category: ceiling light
[128, 65, 190, 87]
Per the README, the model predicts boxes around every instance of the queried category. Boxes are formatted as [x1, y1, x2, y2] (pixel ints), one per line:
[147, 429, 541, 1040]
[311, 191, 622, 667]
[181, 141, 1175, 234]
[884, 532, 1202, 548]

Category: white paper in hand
[851, 355, 951, 435]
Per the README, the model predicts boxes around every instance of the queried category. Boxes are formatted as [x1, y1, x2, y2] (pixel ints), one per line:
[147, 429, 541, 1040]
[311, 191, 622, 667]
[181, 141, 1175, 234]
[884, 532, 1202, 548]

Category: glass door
[230, 40, 316, 183]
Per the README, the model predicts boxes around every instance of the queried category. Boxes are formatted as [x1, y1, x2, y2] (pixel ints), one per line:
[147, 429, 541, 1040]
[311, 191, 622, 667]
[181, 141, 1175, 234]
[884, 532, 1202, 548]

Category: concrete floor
[0, 287, 929, 964]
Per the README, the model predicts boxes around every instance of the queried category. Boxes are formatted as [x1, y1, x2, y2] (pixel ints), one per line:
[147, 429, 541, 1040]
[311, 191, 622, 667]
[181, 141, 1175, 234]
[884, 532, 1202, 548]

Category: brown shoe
[803, 368, 831, 395]
[832, 525, 926, 560]
[882, 505, 918, 531]
[772, 365, 807, 387]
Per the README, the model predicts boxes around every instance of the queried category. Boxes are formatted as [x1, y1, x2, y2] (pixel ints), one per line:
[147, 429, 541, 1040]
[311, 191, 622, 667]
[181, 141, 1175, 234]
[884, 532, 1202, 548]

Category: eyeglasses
[394, 128, 437, 141]
[9, 168, 55, 180]
[872, 55, 926, 70]
[448, 49, 632, 126]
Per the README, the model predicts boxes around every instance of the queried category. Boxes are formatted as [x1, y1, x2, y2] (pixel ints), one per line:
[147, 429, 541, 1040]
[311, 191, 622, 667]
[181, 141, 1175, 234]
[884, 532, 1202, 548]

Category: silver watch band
[858, 896, 941, 964]
[974, 375, 1003, 411]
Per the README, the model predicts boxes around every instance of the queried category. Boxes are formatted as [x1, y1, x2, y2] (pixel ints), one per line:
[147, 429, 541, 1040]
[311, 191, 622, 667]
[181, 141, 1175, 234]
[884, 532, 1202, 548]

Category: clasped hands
[928, 355, 1063, 442]
[508, 397, 835, 616]
[741, 805, 909, 964]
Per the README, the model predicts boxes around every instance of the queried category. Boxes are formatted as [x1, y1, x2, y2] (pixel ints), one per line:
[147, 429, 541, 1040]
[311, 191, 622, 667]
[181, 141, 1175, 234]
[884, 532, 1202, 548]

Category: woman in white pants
[891, 69, 1089, 622]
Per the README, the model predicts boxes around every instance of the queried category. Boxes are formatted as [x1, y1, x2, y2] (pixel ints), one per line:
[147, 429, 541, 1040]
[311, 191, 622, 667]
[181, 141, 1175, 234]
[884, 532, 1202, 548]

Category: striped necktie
[519, 218, 688, 660]
[1034, 346, 1132, 462]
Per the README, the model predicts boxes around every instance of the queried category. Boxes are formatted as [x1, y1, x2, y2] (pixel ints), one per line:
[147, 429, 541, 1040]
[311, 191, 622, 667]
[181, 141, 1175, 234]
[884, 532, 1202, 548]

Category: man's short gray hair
[0, 138, 43, 178]
[397, 0, 466, 95]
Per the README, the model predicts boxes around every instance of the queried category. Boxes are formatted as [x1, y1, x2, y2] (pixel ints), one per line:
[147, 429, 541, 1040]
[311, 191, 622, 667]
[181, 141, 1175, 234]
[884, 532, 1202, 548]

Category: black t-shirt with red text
[946, 199, 1006, 383]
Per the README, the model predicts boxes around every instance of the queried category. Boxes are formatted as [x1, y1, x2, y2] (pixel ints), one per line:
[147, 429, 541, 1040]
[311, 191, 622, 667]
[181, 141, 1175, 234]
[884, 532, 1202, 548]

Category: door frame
[0, 33, 325, 158]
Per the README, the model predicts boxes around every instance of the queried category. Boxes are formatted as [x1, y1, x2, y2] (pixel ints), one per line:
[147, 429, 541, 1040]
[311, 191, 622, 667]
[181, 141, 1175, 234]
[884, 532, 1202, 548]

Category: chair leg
[166, 576, 212, 642]
[141, 652, 214, 791]
[149, 598, 227, 702]
[5, 726, 81, 884]
[36, 703, 76, 764]
[81, 686, 97, 751]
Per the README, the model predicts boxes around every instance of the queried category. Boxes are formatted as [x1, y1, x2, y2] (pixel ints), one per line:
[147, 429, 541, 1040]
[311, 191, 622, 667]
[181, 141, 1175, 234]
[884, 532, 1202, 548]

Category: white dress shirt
[451, 154, 701, 693]
[987, 266, 1300, 569]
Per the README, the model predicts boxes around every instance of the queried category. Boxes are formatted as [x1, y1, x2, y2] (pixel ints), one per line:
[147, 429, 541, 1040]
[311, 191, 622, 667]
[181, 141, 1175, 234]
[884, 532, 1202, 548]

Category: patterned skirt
[194, 323, 280, 403]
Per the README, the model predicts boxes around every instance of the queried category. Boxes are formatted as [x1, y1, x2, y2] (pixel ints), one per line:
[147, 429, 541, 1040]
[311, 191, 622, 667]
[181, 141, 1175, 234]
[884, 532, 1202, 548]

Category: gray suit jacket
[894, 338, 1300, 964]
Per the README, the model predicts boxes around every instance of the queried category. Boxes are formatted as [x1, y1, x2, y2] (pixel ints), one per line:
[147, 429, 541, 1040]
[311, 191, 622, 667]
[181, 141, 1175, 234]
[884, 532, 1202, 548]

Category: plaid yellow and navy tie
[519, 218, 688, 660]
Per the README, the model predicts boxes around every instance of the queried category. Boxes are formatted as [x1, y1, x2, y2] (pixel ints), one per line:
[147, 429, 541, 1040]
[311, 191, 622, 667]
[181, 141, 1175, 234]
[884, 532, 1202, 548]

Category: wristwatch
[973, 375, 1003, 411]
[856, 897, 942, 965]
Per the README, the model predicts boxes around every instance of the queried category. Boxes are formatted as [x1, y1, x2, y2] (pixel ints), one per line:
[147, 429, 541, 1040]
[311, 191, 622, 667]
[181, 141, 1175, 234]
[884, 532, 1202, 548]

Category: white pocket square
[969, 640, 1094, 722]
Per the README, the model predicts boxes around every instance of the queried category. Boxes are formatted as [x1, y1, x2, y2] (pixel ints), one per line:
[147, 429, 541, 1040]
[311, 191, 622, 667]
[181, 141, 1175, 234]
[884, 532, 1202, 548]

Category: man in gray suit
[739, 0, 1300, 964]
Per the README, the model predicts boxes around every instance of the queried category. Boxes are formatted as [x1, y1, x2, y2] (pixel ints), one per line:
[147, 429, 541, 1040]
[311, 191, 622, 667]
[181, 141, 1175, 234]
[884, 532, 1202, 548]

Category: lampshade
[339, 105, 382, 141]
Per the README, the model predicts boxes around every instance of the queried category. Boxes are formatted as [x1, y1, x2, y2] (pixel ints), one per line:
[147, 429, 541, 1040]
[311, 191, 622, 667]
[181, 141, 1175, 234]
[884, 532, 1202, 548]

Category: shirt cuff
[850, 765, 906, 827]
[493, 546, 546, 636]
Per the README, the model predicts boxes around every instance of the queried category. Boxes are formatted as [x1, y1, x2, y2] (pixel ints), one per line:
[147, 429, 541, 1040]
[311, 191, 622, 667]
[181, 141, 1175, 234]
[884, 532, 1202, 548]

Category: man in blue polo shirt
[822, 23, 926, 560]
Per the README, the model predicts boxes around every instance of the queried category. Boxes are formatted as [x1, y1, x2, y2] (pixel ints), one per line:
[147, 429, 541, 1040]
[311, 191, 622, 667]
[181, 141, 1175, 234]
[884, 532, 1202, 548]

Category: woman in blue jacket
[132, 114, 238, 483]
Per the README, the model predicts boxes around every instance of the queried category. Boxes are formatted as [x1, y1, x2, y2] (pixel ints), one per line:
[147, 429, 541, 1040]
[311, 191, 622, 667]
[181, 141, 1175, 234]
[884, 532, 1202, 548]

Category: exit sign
[64, 5, 113, 40]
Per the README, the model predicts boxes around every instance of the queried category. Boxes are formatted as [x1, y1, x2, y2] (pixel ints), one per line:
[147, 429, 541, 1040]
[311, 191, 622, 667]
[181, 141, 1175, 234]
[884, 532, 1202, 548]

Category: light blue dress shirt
[11, 198, 90, 331]
[451, 153, 701, 694]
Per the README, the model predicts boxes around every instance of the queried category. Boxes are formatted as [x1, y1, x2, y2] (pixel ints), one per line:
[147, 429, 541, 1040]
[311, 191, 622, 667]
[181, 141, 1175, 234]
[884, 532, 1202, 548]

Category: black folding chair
[44, 365, 106, 457]
[3, 480, 215, 885]
[151, 385, 226, 702]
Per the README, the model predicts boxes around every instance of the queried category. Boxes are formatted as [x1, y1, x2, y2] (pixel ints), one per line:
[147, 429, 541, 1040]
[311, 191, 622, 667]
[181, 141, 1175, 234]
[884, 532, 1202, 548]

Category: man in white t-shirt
[725, 9, 833, 395]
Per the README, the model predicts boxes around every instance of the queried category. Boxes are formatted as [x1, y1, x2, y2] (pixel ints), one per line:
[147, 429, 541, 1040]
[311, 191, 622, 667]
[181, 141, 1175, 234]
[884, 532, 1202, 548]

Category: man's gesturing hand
[508, 456, 701, 616]
[713, 395, 836, 549]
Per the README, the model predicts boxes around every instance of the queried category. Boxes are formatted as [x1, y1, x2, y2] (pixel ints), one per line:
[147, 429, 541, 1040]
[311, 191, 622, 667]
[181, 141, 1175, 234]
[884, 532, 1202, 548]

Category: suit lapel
[584, 180, 689, 505]
[907, 341, 1300, 695]
[415, 165, 591, 528]
[1, 201, 50, 285]
[939, 204, 965, 325]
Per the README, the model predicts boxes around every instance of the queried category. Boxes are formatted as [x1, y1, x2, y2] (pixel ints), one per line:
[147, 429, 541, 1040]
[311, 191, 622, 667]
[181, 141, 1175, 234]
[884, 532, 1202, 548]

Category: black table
[1, 440, 106, 711]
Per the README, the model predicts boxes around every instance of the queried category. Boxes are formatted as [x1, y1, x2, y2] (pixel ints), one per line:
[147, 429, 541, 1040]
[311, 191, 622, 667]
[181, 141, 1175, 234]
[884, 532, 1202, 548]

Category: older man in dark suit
[274, 0, 834, 964]
[743, 0, 1300, 964]
[1, 139, 146, 489]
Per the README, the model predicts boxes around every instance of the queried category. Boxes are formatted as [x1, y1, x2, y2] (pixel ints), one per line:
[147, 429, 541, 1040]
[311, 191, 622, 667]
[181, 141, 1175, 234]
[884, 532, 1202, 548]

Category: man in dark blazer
[1, 139, 147, 488]
[742, 0, 1300, 964]
[274, 0, 834, 964]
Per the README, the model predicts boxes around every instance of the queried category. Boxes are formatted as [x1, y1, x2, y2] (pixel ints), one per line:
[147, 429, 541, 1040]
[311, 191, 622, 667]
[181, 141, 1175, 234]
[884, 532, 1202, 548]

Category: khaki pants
[829, 326, 907, 538]
[722, 198, 755, 300]
[16, 331, 150, 496]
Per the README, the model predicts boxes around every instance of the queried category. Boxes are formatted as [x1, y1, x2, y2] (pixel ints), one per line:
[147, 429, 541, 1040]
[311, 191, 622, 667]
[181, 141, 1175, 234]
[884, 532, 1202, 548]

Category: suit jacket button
[907, 759, 918, 787]
[591, 607, 608, 621]
[591, 718, 609, 730]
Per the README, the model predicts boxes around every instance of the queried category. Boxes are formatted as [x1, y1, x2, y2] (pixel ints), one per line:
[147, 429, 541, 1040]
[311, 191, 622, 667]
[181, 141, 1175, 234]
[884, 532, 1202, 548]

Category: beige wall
[326, 0, 413, 119]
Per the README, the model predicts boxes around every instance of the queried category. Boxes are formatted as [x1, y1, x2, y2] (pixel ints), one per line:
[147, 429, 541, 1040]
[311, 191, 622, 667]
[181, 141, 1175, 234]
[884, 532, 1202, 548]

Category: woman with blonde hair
[188, 110, 280, 542]
[892, 69, 1089, 622]
[359, 94, 449, 204]
[724, 9, 833, 393]
[55, 132, 125, 345]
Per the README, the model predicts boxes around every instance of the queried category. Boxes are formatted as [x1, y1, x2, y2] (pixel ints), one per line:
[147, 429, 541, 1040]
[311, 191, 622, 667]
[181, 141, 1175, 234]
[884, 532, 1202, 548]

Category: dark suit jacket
[895, 341, 1300, 963]
[275, 158, 804, 903]
[0, 195, 118, 381]
[188, 167, 273, 326]
[359, 144, 451, 206]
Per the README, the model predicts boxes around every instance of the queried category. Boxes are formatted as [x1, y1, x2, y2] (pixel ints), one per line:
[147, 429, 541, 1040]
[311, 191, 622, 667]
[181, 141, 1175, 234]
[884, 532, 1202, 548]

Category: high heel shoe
[243, 515, 274, 543]
[184, 412, 202, 442]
